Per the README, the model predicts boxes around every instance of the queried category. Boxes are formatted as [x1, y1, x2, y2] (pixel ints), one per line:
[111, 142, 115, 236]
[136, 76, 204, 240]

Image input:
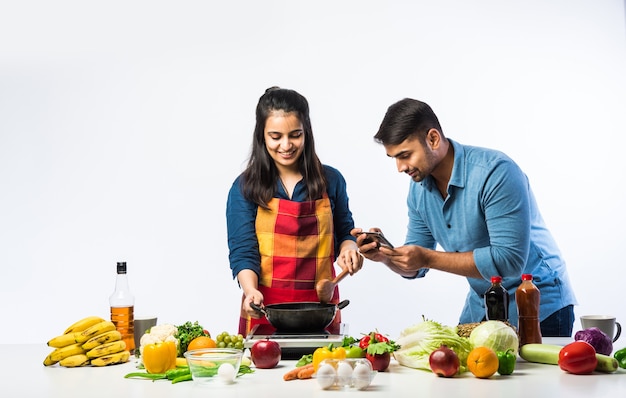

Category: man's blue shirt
[406, 139, 577, 325]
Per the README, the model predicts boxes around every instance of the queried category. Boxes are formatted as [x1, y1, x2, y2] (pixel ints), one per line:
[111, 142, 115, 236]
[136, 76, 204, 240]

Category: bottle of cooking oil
[109, 261, 135, 354]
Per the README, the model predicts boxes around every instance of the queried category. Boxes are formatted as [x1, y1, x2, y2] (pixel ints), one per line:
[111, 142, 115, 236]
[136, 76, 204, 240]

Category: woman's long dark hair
[241, 87, 327, 209]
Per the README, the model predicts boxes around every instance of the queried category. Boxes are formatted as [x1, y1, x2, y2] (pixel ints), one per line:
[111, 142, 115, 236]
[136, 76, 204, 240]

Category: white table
[5, 339, 626, 397]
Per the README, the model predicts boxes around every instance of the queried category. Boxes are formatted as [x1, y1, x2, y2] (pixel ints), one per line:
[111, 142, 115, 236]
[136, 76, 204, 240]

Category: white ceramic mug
[580, 315, 622, 342]
[134, 316, 158, 350]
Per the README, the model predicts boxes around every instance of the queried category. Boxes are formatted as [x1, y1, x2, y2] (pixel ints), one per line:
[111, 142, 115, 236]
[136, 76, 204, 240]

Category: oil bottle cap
[521, 273, 533, 281]
[491, 276, 502, 283]
[116, 262, 127, 274]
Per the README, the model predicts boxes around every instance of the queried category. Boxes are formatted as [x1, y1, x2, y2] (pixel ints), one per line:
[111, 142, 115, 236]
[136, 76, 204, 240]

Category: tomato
[375, 333, 389, 343]
[558, 341, 598, 375]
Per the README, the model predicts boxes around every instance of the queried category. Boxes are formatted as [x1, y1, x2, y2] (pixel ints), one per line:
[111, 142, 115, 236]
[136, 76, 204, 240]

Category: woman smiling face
[264, 110, 305, 172]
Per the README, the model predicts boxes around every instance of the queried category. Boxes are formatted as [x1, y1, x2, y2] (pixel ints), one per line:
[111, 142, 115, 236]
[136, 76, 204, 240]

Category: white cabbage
[468, 321, 519, 355]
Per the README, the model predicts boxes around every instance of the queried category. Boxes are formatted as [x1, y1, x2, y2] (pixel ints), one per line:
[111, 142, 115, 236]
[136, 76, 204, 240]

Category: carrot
[283, 366, 303, 381]
[283, 363, 314, 381]
[296, 364, 315, 379]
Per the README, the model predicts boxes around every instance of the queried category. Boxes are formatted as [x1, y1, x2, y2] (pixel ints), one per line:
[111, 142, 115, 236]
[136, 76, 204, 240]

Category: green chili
[165, 367, 191, 380]
[171, 373, 193, 384]
[496, 348, 516, 375]
[124, 367, 192, 382]
[124, 372, 167, 380]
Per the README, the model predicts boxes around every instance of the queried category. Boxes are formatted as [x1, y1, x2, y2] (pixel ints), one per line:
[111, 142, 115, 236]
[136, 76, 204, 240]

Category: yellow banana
[82, 330, 122, 350]
[86, 340, 126, 358]
[63, 316, 106, 334]
[59, 354, 90, 367]
[90, 350, 130, 366]
[43, 343, 87, 366]
[47, 331, 82, 348]
[77, 321, 116, 343]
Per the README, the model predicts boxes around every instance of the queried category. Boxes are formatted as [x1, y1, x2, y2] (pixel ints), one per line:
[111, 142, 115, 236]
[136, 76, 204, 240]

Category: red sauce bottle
[515, 274, 542, 345]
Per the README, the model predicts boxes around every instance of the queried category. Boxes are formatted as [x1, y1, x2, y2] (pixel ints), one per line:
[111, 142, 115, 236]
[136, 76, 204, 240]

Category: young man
[353, 98, 577, 336]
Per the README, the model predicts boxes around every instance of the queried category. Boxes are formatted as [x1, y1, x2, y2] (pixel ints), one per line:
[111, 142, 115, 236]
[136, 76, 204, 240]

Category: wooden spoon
[316, 268, 350, 304]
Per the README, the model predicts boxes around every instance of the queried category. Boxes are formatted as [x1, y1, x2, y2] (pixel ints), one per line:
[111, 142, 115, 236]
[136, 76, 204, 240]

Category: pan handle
[249, 302, 267, 316]
[337, 299, 350, 310]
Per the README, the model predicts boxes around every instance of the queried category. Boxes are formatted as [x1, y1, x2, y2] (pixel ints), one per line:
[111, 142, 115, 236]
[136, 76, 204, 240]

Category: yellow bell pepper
[142, 341, 177, 374]
[312, 344, 346, 371]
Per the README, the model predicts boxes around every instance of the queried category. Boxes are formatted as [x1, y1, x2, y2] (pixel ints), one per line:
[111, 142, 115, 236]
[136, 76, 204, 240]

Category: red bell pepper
[558, 341, 598, 375]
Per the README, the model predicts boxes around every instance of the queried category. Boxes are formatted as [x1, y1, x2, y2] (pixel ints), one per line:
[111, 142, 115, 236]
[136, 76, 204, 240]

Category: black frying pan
[250, 300, 350, 333]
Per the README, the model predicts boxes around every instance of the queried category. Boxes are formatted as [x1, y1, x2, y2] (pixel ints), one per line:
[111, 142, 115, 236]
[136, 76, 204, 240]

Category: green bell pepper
[614, 347, 626, 369]
[496, 349, 516, 375]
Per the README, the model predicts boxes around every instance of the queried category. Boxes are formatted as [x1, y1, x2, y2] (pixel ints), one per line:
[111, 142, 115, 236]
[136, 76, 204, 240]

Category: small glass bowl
[183, 348, 243, 385]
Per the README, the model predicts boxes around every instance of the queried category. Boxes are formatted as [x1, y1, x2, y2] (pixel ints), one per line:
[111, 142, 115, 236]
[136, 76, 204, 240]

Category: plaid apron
[239, 194, 341, 335]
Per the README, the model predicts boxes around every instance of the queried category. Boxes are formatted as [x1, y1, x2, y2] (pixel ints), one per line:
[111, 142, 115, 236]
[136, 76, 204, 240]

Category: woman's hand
[242, 289, 265, 319]
[238, 270, 265, 318]
[336, 247, 364, 274]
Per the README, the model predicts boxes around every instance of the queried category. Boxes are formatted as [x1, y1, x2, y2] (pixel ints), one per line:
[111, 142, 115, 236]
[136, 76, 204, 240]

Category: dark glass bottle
[515, 273, 542, 345]
[484, 276, 509, 322]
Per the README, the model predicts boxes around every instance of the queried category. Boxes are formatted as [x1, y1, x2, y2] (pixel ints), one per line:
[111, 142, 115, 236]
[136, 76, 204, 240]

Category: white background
[1, 0, 625, 345]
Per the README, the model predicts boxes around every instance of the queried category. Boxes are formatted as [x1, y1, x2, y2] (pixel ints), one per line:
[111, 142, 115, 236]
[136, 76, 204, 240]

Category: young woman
[227, 87, 363, 335]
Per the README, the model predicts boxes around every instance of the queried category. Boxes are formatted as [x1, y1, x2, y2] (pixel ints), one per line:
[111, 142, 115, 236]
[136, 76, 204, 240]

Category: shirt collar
[421, 138, 465, 191]
[448, 139, 465, 189]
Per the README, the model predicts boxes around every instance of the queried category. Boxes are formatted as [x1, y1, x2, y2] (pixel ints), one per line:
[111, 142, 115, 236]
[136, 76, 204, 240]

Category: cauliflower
[138, 323, 178, 357]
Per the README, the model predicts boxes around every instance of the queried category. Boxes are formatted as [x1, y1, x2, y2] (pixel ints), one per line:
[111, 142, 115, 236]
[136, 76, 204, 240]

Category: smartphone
[359, 232, 394, 248]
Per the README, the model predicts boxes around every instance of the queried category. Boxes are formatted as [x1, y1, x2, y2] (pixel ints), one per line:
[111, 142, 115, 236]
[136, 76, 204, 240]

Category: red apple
[428, 345, 460, 377]
[366, 352, 391, 372]
[250, 339, 281, 369]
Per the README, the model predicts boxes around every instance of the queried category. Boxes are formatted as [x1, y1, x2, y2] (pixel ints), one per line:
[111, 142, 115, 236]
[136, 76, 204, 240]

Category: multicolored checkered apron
[239, 194, 341, 335]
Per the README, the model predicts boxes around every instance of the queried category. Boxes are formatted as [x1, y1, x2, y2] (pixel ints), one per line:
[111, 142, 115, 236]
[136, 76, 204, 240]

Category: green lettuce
[393, 318, 472, 372]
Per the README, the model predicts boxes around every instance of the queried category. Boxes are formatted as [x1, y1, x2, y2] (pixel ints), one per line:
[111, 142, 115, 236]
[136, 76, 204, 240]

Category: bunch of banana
[44, 316, 130, 367]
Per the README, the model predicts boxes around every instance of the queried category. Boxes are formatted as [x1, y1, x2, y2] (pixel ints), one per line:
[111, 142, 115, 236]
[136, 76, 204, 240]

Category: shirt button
[447, 224, 451, 228]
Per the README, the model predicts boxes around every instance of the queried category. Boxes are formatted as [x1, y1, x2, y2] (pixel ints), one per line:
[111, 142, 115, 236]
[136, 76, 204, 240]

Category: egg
[217, 362, 236, 383]
[316, 363, 336, 389]
[352, 363, 372, 390]
[336, 361, 354, 386]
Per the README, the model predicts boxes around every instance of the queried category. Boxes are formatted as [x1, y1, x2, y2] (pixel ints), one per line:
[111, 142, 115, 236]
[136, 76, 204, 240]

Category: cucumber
[595, 353, 619, 373]
[519, 343, 619, 373]
[519, 344, 561, 365]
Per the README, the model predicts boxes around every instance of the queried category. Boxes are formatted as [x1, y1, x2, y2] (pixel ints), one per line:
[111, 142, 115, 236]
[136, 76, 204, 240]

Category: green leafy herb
[176, 321, 210, 357]
[295, 354, 313, 367]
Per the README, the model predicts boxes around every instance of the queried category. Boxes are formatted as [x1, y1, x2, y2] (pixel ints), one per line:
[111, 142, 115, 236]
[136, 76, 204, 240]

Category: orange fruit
[187, 336, 217, 352]
[466, 346, 499, 379]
